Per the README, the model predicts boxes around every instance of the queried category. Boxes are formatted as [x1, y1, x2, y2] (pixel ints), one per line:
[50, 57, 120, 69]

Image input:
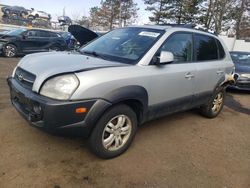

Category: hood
[68, 25, 98, 46]
[0, 35, 17, 42]
[18, 52, 125, 92]
[235, 63, 250, 73]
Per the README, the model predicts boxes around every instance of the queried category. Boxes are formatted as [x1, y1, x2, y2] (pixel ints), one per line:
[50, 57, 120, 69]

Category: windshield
[6, 28, 27, 36]
[231, 52, 250, 64]
[80, 27, 164, 64]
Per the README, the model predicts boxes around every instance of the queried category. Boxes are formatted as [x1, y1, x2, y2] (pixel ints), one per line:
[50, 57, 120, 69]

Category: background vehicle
[7, 25, 234, 158]
[230, 51, 250, 90]
[0, 28, 67, 57]
[58, 16, 72, 26]
[59, 32, 78, 50]
[1, 6, 28, 17]
[28, 9, 51, 20]
[68, 25, 98, 46]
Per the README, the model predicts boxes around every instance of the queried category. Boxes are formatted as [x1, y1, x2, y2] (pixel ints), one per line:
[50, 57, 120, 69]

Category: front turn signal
[75, 107, 87, 114]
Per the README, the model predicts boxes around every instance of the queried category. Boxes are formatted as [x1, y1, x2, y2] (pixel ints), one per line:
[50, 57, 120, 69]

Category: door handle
[185, 72, 194, 79]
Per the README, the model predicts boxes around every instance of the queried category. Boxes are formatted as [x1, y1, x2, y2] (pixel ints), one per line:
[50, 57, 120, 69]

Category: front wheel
[3, 44, 17, 58]
[88, 104, 137, 159]
[199, 87, 225, 118]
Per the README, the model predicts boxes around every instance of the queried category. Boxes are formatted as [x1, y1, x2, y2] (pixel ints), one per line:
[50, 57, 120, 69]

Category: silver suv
[7, 25, 235, 158]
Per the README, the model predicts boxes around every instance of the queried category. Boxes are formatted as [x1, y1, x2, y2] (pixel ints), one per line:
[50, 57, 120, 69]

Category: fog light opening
[33, 103, 42, 114]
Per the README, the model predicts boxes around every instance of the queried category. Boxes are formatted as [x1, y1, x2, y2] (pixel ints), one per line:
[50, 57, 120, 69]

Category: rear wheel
[199, 87, 225, 118]
[3, 44, 17, 58]
[88, 104, 137, 159]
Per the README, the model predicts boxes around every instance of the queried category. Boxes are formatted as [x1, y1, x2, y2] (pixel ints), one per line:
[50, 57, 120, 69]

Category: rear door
[148, 32, 196, 118]
[193, 33, 226, 105]
[35, 30, 52, 51]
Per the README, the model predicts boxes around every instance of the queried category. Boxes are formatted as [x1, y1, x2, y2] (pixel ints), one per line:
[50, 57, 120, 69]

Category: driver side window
[26, 30, 37, 37]
[160, 33, 193, 63]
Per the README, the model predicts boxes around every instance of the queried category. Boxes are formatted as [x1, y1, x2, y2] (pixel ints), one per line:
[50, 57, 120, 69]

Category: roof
[128, 24, 218, 37]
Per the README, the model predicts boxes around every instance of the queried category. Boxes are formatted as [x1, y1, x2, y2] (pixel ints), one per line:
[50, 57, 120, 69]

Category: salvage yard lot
[0, 57, 249, 188]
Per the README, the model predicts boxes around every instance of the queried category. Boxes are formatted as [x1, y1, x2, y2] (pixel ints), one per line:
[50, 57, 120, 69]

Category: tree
[89, 0, 138, 30]
[120, 0, 139, 26]
[144, 0, 167, 24]
[144, 0, 202, 24]
[233, 0, 249, 39]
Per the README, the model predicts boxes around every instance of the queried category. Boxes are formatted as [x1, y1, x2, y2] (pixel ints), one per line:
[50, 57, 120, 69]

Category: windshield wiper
[81, 50, 108, 60]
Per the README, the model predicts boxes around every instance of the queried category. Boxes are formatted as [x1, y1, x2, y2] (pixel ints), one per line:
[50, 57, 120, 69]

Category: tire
[35, 14, 39, 18]
[5, 9, 10, 15]
[3, 44, 17, 58]
[199, 87, 225, 118]
[88, 104, 137, 159]
[28, 15, 35, 20]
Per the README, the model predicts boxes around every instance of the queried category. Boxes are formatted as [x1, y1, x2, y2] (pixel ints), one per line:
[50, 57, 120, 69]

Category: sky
[1, 0, 151, 24]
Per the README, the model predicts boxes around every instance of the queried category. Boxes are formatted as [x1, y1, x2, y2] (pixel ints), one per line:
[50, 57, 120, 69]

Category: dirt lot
[0, 57, 249, 188]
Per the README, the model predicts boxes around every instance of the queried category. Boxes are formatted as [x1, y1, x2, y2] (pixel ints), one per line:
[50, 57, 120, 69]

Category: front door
[20, 30, 41, 53]
[147, 32, 196, 119]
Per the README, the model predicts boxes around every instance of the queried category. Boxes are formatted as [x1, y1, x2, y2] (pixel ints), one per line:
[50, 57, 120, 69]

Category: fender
[104, 85, 149, 123]
[83, 85, 148, 136]
[103, 85, 148, 109]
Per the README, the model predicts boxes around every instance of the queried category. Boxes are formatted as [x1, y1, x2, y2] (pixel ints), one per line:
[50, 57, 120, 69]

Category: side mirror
[22, 34, 27, 39]
[158, 51, 174, 64]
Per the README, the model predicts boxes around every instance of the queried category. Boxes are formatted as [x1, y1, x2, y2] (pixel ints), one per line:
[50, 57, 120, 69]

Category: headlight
[40, 74, 79, 100]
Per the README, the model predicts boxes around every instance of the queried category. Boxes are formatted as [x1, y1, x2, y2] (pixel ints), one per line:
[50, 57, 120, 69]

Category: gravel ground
[0, 57, 249, 188]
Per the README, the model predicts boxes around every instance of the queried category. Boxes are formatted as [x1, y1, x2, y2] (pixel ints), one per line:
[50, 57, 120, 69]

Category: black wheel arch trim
[103, 85, 149, 122]
[84, 85, 149, 135]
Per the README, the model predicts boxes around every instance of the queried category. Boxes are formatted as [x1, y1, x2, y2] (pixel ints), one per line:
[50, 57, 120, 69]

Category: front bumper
[229, 76, 250, 91]
[7, 77, 111, 137]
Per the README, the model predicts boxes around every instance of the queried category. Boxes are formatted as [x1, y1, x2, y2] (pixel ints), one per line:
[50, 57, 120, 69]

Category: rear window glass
[194, 34, 218, 61]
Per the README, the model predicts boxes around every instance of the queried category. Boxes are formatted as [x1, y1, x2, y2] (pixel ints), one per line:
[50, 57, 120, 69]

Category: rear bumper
[7, 77, 111, 137]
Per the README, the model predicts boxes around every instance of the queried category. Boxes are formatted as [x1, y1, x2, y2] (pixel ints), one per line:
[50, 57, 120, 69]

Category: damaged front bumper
[7, 77, 111, 137]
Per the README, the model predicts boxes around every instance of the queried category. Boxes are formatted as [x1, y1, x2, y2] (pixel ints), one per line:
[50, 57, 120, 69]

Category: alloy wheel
[4, 45, 16, 57]
[102, 115, 132, 151]
[212, 92, 223, 113]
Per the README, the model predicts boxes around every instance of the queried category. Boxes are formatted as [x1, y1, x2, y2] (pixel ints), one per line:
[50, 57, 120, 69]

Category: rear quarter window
[194, 34, 218, 61]
[216, 39, 225, 59]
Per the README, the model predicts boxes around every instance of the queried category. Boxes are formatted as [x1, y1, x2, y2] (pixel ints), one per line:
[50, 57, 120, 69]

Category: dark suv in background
[0, 28, 67, 57]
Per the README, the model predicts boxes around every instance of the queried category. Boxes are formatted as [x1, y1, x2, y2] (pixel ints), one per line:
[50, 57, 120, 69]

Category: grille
[14, 67, 36, 90]
[237, 82, 250, 89]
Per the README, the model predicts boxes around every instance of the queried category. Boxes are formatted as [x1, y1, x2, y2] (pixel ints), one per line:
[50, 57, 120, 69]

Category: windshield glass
[7, 28, 27, 36]
[231, 52, 250, 64]
[80, 27, 164, 64]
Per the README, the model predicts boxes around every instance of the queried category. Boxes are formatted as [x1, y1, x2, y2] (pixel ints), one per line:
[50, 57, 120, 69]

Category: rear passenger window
[160, 33, 193, 63]
[50, 32, 58, 37]
[27, 30, 37, 37]
[216, 39, 225, 59]
[194, 34, 218, 61]
[37, 31, 50, 37]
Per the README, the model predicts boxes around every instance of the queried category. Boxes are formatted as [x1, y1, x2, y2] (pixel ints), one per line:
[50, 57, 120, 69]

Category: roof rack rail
[156, 23, 217, 35]
[156, 24, 196, 28]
